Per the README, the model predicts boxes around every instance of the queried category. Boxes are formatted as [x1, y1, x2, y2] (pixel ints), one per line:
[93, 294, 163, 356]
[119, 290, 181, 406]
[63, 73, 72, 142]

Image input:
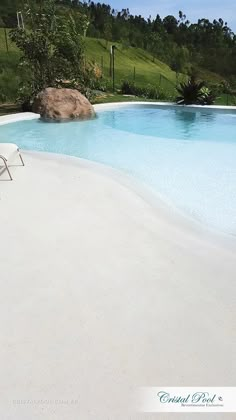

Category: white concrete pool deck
[0, 147, 236, 420]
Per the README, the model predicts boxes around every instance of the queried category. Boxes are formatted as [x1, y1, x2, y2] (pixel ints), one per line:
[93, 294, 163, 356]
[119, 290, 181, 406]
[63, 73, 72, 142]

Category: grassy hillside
[0, 29, 183, 100]
[85, 38, 183, 95]
[0, 28, 234, 106]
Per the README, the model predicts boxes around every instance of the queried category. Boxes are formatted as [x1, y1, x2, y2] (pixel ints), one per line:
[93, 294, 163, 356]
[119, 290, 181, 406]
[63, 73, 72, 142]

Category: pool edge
[1, 101, 236, 126]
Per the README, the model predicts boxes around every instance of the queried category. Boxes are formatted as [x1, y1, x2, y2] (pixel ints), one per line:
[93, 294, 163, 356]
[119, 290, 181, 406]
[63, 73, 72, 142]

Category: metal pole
[17, 12, 20, 28]
[112, 46, 115, 92]
[4, 28, 9, 53]
[109, 46, 112, 78]
[16, 11, 25, 30]
[20, 12, 25, 30]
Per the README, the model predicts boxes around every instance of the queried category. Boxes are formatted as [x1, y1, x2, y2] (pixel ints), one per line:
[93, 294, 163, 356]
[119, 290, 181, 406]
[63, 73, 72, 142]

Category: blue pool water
[1, 104, 236, 235]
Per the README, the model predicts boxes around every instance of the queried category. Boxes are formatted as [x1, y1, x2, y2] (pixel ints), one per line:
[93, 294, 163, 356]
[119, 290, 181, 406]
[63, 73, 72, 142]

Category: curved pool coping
[93, 101, 236, 112]
[0, 111, 40, 126]
[1, 100, 236, 126]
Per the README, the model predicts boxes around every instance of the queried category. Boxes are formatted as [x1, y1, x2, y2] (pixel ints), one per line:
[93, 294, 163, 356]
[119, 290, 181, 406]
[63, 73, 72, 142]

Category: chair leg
[0, 156, 13, 180]
[18, 151, 25, 166]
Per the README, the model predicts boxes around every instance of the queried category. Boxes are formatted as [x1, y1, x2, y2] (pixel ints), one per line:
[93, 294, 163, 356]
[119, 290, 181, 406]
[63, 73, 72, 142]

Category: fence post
[4, 28, 9, 53]
[133, 66, 136, 82]
[112, 45, 115, 92]
[101, 56, 103, 75]
[109, 46, 112, 78]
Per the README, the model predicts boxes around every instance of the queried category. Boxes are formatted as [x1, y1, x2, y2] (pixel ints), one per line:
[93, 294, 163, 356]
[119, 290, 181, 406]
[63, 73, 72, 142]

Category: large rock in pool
[33, 88, 95, 121]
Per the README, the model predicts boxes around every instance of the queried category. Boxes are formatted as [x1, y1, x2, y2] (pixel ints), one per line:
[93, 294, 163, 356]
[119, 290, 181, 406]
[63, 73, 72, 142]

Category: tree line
[1, 0, 236, 83]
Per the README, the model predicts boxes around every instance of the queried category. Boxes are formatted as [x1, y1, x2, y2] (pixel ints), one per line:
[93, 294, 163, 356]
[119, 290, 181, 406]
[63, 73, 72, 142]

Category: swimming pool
[1, 103, 236, 235]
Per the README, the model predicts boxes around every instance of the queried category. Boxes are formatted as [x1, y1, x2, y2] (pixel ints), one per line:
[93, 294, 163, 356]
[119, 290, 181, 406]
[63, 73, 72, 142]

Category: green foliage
[85, 37, 178, 95]
[0, 30, 182, 103]
[0, 0, 21, 27]
[200, 87, 216, 105]
[0, 52, 20, 102]
[176, 76, 205, 105]
[0, 0, 235, 106]
[215, 93, 236, 106]
[176, 76, 216, 105]
[170, 46, 191, 75]
[82, 4, 236, 79]
[79, 61, 110, 101]
[120, 80, 136, 95]
[0, 68, 20, 102]
[220, 81, 233, 95]
[9, 0, 85, 105]
[120, 80, 169, 100]
[1, 0, 236, 81]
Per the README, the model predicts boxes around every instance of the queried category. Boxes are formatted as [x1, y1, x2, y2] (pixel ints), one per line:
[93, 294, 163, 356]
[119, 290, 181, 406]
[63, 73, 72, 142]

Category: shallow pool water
[1, 105, 236, 235]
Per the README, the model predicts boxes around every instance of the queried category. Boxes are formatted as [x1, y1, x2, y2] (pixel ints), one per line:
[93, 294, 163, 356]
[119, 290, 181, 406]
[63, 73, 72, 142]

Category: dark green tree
[10, 0, 85, 105]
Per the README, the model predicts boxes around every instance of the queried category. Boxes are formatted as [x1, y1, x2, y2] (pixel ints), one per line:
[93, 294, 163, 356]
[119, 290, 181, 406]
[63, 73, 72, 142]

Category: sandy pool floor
[0, 151, 235, 419]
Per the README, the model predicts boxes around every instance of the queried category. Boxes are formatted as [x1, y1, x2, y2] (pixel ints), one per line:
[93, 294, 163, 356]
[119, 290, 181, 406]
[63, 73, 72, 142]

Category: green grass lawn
[215, 93, 236, 106]
[92, 93, 161, 104]
[0, 29, 182, 99]
[85, 37, 183, 95]
[0, 28, 235, 110]
[0, 28, 221, 91]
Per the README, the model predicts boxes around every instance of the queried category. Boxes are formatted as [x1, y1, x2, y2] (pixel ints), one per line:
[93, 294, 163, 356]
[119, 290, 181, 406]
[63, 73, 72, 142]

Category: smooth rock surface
[33, 88, 95, 121]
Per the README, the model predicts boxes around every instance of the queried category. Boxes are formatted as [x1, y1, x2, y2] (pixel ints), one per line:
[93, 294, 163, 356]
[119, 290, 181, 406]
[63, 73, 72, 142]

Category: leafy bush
[146, 85, 159, 99]
[10, 0, 86, 105]
[176, 76, 205, 104]
[120, 80, 136, 95]
[200, 87, 216, 105]
[176, 76, 216, 105]
[81, 62, 109, 92]
[0, 52, 20, 103]
[120, 80, 169, 100]
[0, 68, 20, 103]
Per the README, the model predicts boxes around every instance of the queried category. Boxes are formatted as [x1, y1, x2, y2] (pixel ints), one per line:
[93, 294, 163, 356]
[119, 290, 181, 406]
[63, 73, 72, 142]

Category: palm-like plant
[176, 76, 205, 105]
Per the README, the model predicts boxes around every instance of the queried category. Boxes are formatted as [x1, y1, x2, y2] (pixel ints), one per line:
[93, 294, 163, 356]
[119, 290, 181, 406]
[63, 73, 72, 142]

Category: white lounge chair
[0, 143, 24, 180]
